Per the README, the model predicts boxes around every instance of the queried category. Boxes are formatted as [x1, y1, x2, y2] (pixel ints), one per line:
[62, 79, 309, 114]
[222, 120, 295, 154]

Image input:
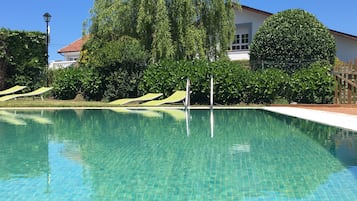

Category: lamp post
[43, 12, 51, 85]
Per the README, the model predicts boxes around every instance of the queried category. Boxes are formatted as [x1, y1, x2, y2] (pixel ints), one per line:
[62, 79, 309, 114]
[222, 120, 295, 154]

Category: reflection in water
[110, 108, 162, 118]
[210, 109, 214, 138]
[0, 109, 357, 200]
[334, 129, 357, 167]
[185, 109, 190, 137]
[0, 110, 52, 125]
[229, 144, 250, 154]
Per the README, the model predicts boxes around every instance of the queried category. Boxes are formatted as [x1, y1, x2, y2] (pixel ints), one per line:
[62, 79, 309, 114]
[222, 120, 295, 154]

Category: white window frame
[230, 23, 251, 51]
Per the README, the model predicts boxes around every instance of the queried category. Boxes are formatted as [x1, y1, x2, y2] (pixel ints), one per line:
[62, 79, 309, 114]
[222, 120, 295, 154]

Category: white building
[49, 36, 88, 69]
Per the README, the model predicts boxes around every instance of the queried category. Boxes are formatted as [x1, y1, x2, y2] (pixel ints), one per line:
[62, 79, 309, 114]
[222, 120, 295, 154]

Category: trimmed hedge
[246, 68, 289, 104]
[139, 59, 251, 104]
[287, 62, 335, 103]
[52, 67, 83, 100]
[140, 60, 335, 104]
[51, 60, 334, 104]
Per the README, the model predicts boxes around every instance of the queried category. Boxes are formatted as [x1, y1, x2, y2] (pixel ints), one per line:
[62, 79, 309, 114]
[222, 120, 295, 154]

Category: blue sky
[1, 0, 356, 62]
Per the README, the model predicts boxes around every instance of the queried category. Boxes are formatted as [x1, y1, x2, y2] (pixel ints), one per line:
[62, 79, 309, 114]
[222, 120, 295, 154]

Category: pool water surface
[0, 109, 356, 200]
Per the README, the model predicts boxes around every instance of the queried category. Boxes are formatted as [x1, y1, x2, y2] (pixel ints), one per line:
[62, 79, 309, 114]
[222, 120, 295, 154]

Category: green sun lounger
[109, 93, 163, 105]
[141, 91, 186, 106]
[0, 85, 27, 96]
[0, 87, 53, 101]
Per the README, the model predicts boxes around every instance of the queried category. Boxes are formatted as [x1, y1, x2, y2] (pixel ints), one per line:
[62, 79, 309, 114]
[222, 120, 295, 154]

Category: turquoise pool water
[0, 109, 356, 200]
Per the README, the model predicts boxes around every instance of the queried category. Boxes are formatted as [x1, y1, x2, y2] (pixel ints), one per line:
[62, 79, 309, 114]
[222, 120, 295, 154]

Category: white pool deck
[263, 106, 357, 132]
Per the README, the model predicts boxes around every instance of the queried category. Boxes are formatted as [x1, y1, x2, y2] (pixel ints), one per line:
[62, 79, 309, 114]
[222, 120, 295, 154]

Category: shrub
[0, 29, 47, 89]
[103, 69, 143, 101]
[81, 68, 104, 101]
[211, 61, 251, 104]
[246, 68, 289, 104]
[81, 35, 148, 72]
[249, 9, 336, 73]
[139, 60, 195, 97]
[139, 59, 251, 104]
[80, 36, 149, 101]
[287, 62, 335, 103]
[52, 67, 83, 100]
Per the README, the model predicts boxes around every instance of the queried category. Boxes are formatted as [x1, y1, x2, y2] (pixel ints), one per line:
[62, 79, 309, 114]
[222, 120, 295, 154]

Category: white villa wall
[334, 35, 357, 62]
[229, 8, 268, 61]
[63, 52, 80, 61]
[228, 50, 250, 60]
[233, 8, 267, 37]
[49, 52, 80, 69]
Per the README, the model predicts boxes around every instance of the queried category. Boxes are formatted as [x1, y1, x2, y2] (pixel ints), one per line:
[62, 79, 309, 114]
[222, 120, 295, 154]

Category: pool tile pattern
[0, 109, 356, 200]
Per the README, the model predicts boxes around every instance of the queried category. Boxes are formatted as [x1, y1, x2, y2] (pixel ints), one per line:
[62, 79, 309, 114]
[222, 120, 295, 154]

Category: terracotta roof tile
[58, 35, 89, 53]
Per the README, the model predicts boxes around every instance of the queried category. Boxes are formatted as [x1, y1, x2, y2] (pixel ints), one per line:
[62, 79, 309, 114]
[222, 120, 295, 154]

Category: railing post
[210, 76, 214, 108]
[185, 78, 191, 108]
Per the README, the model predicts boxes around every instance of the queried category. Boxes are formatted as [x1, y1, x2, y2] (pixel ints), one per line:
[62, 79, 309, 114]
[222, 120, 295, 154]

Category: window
[229, 23, 251, 51]
[69, 57, 79, 61]
[230, 33, 249, 51]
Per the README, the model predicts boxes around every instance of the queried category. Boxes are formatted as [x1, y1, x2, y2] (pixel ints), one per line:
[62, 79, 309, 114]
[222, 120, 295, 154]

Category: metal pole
[43, 12, 51, 86]
[210, 76, 213, 108]
[185, 78, 190, 108]
[210, 109, 214, 138]
[46, 21, 49, 86]
[46, 21, 49, 65]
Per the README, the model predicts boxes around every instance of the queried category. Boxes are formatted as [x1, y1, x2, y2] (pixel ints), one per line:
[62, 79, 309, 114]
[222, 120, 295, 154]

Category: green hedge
[139, 59, 251, 104]
[52, 67, 83, 100]
[140, 60, 335, 104]
[246, 68, 289, 104]
[287, 62, 335, 103]
[51, 60, 335, 104]
[51, 66, 143, 101]
[0, 29, 47, 89]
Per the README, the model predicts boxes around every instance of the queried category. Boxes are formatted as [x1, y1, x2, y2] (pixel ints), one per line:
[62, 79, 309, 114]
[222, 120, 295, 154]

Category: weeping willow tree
[82, 0, 239, 63]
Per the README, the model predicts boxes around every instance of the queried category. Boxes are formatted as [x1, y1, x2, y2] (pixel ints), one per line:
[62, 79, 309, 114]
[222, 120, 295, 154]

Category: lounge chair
[0, 87, 53, 101]
[109, 93, 163, 105]
[0, 85, 27, 96]
[141, 91, 186, 106]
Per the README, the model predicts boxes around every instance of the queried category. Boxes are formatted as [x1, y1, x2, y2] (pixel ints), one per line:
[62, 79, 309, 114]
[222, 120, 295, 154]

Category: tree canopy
[82, 0, 239, 63]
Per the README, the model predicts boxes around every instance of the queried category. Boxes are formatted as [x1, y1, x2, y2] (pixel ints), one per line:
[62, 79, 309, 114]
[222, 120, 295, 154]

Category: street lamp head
[43, 12, 52, 23]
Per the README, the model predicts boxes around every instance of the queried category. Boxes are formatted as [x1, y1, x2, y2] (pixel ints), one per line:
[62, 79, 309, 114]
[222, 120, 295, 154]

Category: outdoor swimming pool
[0, 109, 356, 200]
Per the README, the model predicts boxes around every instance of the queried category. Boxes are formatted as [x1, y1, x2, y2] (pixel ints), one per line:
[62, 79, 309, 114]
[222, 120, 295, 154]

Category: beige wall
[333, 34, 357, 62]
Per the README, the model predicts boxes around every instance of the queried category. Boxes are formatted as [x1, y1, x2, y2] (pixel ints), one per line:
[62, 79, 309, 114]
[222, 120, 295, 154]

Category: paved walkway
[264, 106, 357, 132]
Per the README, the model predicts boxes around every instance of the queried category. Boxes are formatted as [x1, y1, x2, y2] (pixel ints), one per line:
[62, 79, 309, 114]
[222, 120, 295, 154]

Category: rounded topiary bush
[249, 9, 336, 73]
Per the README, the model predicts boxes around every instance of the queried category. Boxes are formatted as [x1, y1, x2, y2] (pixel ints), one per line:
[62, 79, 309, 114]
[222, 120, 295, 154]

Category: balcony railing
[49, 61, 77, 69]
